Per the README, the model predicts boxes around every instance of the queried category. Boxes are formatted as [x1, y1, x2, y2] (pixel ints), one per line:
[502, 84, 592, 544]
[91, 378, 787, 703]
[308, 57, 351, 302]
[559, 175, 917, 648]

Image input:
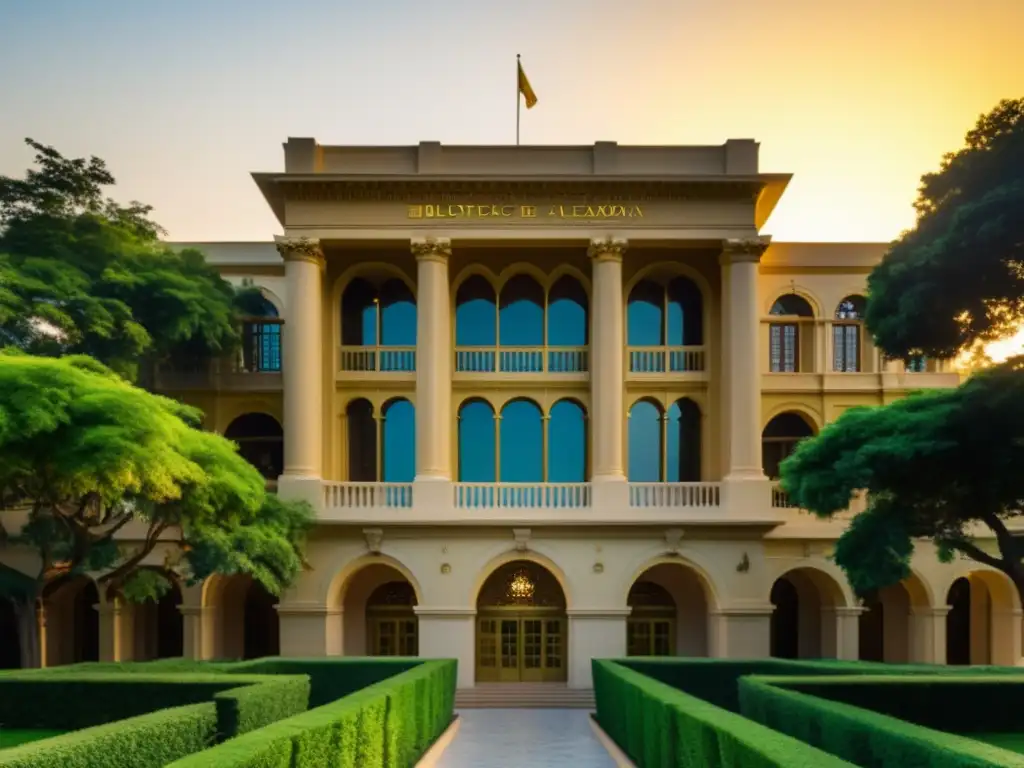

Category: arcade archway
[858, 575, 929, 663]
[770, 567, 846, 659]
[205, 574, 279, 660]
[121, 571, 184, 661]
[335, 563, 419, 657]
[626, 563, 711, 657]
[946, 571, 1019, 666]
[475, 561, 567, 683]
[42, 576, 100, 666]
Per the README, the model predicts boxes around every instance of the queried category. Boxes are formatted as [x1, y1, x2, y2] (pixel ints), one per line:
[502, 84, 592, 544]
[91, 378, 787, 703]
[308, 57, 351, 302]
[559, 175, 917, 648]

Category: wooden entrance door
[369, 616, 418, 656]
[476, 614, 566, 682]
[626, 618, 674, 656]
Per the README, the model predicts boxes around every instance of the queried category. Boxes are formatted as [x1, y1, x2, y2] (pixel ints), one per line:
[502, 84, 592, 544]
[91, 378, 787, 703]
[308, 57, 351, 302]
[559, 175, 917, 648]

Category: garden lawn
[970, 733, 1024, 755]
[0, 730, 65, 749]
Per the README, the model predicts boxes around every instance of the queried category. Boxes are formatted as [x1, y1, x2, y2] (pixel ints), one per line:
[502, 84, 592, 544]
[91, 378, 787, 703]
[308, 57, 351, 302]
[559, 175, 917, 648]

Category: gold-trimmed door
[476, 613, 567, 682]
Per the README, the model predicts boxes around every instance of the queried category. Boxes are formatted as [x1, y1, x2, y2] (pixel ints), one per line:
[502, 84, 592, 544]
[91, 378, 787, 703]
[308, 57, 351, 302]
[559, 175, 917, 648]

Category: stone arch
[762, 403, 823, 433]
[622, 554, 721, 613]
[326, 556, 423, 658]
[944, 569, 1020, 666]
[762, 410, 817, 482]
[474, 558, 569, 683]
[769, 565, 851, 659]
[457, 397, 498, 482]
[224, 412, 284, 480]
[624, 261, 714, 318]
[114, 568, 184, 662]
[764, 288, 821, 318]
[625, 560, 715, 657]
[858, 571, 932, 663]
[470, 549, 573, 609]
[201, 573, 279, 660]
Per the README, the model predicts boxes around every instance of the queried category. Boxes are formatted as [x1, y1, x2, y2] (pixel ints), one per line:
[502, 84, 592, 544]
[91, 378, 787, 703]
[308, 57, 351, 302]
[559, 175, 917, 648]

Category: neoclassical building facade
[6, 139, 1021, 687]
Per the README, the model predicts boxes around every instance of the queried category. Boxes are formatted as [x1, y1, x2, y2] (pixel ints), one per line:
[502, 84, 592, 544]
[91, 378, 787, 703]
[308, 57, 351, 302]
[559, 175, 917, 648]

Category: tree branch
[96, 519, 169, 592]
[948, 537, 1009, 574]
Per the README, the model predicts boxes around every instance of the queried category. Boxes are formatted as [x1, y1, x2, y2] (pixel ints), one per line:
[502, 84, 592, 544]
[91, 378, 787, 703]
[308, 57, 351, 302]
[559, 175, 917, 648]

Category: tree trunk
[12, 594, 41, 669]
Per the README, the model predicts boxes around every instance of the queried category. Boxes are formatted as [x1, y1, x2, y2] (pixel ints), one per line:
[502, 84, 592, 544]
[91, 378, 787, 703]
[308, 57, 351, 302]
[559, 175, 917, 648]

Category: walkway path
[437, 709, 617, 767]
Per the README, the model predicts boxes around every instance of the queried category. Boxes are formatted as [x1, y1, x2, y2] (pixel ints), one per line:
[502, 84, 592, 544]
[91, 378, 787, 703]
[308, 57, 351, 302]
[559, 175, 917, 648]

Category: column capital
[274, 236, 325, 268]
[719, 236, 771, 265]
[411, 237, 452, 262]
[588, 236, 628, 262]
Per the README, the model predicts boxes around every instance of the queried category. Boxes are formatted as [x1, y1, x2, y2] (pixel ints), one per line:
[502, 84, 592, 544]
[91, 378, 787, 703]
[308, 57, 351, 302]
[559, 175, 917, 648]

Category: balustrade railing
[339, 346, 416, 373]
[627, 346, 706, 374]
[453, 483, 591, 509]
[628, 482, 721, 508]
[454, 346, 589, 374]
[323, 482, 413, 509]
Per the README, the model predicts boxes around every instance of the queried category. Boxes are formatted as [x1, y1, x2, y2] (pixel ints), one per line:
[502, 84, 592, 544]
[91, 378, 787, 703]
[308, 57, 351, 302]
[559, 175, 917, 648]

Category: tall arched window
[547, 399, 587, 482]
[628, 398, 702, 482]
[340, 277, 417, 372]
[455, 273, 589, 373]
[458, 399, 497, 481]
[499, 399, 543, 482]
[239, 295, 281, 373]
[768, 294, 814, 373]
[833, 295, 866, 372]
[626, 277, 704, 373]
[345, 398, 416, 482]
[761, 412, 815, 479]
[224, 413, 284, 479]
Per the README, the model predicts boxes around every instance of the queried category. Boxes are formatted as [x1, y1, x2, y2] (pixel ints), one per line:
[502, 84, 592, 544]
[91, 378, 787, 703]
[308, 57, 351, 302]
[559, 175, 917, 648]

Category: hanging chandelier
[507, 570, 535, 602]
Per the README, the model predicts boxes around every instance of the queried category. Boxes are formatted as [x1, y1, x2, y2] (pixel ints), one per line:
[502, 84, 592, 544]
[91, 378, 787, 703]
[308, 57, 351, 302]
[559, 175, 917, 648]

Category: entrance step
[455, 683, 595, 710]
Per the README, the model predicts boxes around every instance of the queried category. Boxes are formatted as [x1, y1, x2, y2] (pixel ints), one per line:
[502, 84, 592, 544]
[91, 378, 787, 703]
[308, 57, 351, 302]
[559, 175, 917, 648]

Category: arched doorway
[769, 568, 846, 659]
[627, 563, 711, 657]
[125, 571, 184, 661]
[0, 597, 20, 669]
[946, 571, 1019, 666]
[858, 575, 930, 663]
[42, 576, 100, 666]
[475, 561, 567, 683]
[335, 563, 419, 657]
[205, 574, 279, 660]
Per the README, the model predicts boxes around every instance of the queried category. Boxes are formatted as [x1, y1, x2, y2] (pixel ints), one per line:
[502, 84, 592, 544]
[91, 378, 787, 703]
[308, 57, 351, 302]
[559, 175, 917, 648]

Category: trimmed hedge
[0, 672, 309, 738]
[616, 657, 1024, 712]
[593, 660, 852, 767]
[165, 659, 458, 768]
[0, 702, 218, 768]
[738, 675, 1024, 767]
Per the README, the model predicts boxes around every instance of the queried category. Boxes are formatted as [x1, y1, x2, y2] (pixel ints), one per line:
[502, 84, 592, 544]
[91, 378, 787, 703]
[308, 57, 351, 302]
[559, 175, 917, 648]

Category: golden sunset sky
[0, 0, 1021, 351]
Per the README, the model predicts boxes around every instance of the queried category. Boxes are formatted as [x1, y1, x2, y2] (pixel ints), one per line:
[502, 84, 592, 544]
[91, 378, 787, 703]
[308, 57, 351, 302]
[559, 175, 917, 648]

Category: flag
[518, 60, 538, 109]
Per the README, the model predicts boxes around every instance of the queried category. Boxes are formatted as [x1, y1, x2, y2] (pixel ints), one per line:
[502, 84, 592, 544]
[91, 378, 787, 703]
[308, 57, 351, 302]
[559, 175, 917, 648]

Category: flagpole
[516, 53, 521, 146]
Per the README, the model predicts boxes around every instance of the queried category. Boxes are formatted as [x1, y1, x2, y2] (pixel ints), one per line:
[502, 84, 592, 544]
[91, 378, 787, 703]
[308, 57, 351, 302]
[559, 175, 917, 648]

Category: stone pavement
[437, 708, 617, 767]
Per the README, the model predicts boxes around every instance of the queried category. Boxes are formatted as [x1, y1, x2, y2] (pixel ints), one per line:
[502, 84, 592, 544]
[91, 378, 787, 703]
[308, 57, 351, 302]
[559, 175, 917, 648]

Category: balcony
[151, 359, 282, 392]
[338, 345, 416, 381]
[454, 346, 589, 379]
[626, 346, 707, 380]
[318, 480, 732, 524]
[762, 370, 961, 393]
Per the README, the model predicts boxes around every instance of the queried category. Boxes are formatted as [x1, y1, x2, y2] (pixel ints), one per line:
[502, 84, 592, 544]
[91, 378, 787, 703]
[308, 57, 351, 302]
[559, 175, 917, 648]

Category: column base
[412, 477, 454, 514]
[415, 607, 474, 688]
[277, 474, 324, 512]
[709, 606, 773, 658]
[590, 476, 629, 511]
[720, 477, 773, 518]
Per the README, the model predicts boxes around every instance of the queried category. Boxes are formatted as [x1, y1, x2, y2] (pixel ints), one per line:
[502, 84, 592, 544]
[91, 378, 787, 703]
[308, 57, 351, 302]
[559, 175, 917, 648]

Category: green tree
[781, 98, 1024, 599]
[865, 98, 1024, 359]
[0, 139, 245, 380]
[0, 352, 312, 668]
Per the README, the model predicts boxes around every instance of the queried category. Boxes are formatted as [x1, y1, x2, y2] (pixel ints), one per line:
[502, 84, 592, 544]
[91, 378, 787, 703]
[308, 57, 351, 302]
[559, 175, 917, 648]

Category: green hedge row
[738, 675, 1024, 768]
[0, 702, 219, 768]
[166, 659, 457, 768]
[593, 660, 852, 767]
[0, 672, 310, 736]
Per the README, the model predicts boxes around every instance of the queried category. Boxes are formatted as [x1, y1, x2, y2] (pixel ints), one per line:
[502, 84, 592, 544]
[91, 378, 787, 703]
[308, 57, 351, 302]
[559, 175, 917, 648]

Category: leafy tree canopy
[865, 98, 1024, 359]
[780, 357, 1024, 597]
[0, 139, 251, 380]
[0, 352, 312, 612]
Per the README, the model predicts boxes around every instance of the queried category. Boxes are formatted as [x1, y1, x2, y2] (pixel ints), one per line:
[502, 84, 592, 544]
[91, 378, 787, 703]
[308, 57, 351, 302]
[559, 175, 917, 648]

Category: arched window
[339, 277, 417, 372]
[458, 399, 497, 481]
[547, 400, 587, 482]
[455, 277, 498, 372]
[627, 277, 704, 373]
[768, 294, 814, 373]
[546, 276, 588, 373]
[628, 399, 702, 482]
[833, 295, 866, 372]
[345, 398, 416, 482]
[761, 412, 815, 479]
[224, 413, 283, 479]
[499, 399, 543, 482]
[240, 295, 281, 373]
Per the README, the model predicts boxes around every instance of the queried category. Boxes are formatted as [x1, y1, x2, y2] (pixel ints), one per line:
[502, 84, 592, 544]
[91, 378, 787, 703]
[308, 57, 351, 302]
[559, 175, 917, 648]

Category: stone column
[827, 606, 865, 660]
[180, 605, 213, 661]
[276, 603, 339, 657]
[275, 237, 325, 504]
[588, 238, 628, 507]
[416, 608, 476, 689]
[567, 609, 630, 688]
[720, 238, 771, 513]
[709, 607, 774, 658]
[412, 238, 452, 481]
[96, 599, 132, 662]
[909, 605, 949, 664]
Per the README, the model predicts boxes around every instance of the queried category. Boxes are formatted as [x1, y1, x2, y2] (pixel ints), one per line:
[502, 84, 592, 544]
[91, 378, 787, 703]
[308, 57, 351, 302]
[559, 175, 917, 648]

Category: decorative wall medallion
[363, 528, 384, 554]
[513, 528, 531, 552]
[440, 563, 451, 575]
[593, 562, 604, 574]
[664, 528, 684, 556]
